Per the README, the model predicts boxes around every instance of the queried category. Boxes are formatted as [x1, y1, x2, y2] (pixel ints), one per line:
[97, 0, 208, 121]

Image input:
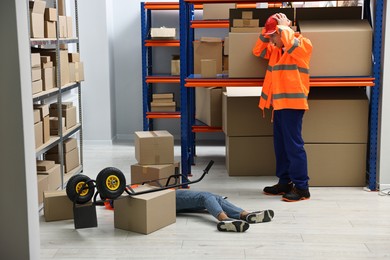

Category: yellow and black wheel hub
[105, 175, 120, 191]
[76, 182, 89, 196]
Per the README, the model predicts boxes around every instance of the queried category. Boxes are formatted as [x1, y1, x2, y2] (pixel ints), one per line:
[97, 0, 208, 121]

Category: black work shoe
[245, 210, 274, 223]
[217, 218, 249, 232]
[263, 183, 293, 195]
[282, 187, 310, 202]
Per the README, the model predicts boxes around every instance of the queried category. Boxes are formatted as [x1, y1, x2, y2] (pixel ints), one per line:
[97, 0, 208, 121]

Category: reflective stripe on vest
[269, 64, 309, 74]
[273, 93, 308, 100]
[287, 38, 300, 54]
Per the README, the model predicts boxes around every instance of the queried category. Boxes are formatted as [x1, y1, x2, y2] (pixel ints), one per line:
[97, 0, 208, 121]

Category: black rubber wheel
[96, 167, 126, 200]
[66, 174, 95, 204]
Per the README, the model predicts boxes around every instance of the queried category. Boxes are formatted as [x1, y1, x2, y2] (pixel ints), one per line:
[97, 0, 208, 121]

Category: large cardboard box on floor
[228, 32, 268, 78]
[203, 3, 236, 20]
[306, 143, 367, 186]
[193, 38, 223, 75]
[114, 185, 176, 234]
[299, 20, 372, 77]
[303, 88, 369, 143]
[37, 164, 61, 191]
[131, 164, 177, 187]
[196, 87, 222, 127]
[226, 135, 275, 176]
[135, 131, 174, 165]
[222, 92, 273, 136]
[43, 190, 74, 222]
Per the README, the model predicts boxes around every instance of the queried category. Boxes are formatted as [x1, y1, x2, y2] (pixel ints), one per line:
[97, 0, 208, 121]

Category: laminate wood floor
[40, 141, 390, 259]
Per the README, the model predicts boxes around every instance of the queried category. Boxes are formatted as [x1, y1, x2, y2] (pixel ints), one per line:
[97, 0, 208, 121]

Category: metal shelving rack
[140, 2, 183, 131]
[31, 0, 84, 188]
[179, 0, 384, 190]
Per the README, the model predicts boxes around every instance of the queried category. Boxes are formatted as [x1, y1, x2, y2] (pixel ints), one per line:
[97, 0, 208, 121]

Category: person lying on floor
[176, 189, 274, 232]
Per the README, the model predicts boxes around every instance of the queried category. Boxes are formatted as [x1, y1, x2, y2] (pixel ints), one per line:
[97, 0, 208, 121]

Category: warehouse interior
[1, 0, 390, 259]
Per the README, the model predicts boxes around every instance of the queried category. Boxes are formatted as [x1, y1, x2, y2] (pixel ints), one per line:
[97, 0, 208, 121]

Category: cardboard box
[43, 115, 50, 143]
[76, 62, 84, 82]
[228, 32, 268, 78]
[49, 105, 77, 129]
[68, 53, 80, 62]
[63, 138, 77, 153]
[50, 101, 73, 109]
[43, 190, 74, 222]
[196, 87, 222, 127]
[135, 131, 174, 165]
[40, 50, 69, 86]
[202, 3, 236, 20]
[32, 79, 43, 94]
[44, 8, 57, 21]
[153, 93, 174, 102]
[34, 121, 43, 148]
[37, 174, 49, 204]
[58, 16, 67, 38]
[33, 109, 41, 124]
[306, 143, 367, 186]
[44, 21, 56, 38]
[33, 103, 49, 119]
[193, 38, 223, 75]
[299, 20, 372, 77]
[66, 16, 73, 38]
[37, 164, 61, 191]
[131, 164, 176, 187]
[151, 27, 176, 39]
[242, 11, 253, 19]
[303, 88, 369, 143]
[150, 102, 176, 112]
[31, 67, 41, 82]
[42, 67, 55, 90]
[31, 53, 41, 68]
[232, 19, 259, 28]
[171, 59, 180, 76]
[36, 160, 55, 171]
[69, 62, 84, 82]
[201, 59, 217, 78]
[30, 1, 46, 38]
[65, 148, 79, 173]
[230, 27, 262, 33]
[226, 135, 275, 176]
[222, 92, 273, 136]
[114, 185, 176, 234]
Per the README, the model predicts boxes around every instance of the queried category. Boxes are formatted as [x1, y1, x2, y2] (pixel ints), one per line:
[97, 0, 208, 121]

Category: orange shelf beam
[185, 77, 375, 87]
[145, 2, 179, 10]
[146, 76, 180, 83]
[146, 112, 181, 119]
[192, 126, 223, 132]
[145, 40, 180, 47]
[191, 20, 229, 28]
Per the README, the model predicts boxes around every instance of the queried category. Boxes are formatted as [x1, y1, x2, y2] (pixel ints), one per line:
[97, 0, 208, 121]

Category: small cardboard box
[299, 20, 372, 77]
[66, 16, 73, 38]
[202, 3, 236, 20]
[226, 135, 275, 176]
[43, 115, 50, 143]
[196, 87, 222, 127]
[29, 0, 46, 38]
[37, 164, 61, 191]
[131, 164, 176, 187]
[44, 21, 56, 38]
[150, 102, 176, 112]
[44, 8, 57, 21]
[153, 93, 174, 102]
[33, 104, 50, 119]
[68, 53, 80, 62]
[31, 67, 41, 82]
[33, 109, 41, 124]
[193, 38, 223, 74]
[36, 160, 55, 171]
[58, 15, 67, 38]
[37, 174, 49, 204]
[42, 67, 55, 90]
[232, 19, 259, 28]
[200, 59, 217, 78]
[34, 121, 43, 148]
[49, 105, 77, 129]
[135, 131, 174, 165]
[63, 138, 77, 153]
[151, 27, 176, 39]
[171, 59, 180, 76]
[114, 185, 176, 234]
[31, 53, 41, 68]
[43, 190, 74, 222]
[32, 79, 43, 94]
[64, 147, 80, 173]
[222, 92, 273, 136]
[228, 32, 268, 78]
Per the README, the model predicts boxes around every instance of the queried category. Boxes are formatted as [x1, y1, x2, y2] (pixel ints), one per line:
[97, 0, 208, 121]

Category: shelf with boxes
[141, 2, 183, 131]
[29, 0, 85, 204]
[179, 0, 383, 190]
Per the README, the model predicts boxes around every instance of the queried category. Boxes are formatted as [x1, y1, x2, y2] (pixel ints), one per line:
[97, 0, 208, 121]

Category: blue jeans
[273, 109, 309, 190]
[176, 190, 244, 220]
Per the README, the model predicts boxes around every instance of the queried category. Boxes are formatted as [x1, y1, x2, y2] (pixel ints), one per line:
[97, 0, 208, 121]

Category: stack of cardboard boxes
[36, 160, 62, 204]
[49, 101, 77, 133]
[29, 0, 46, 38]
[114, 131, 176, 234]
[33, 104, 50, 149]
[44, 7, 57, 38]
[193, 37, 223, 78]
[151, 93, 176, 112]
[45, 137, 80, 175]
[31, 53, 43, 95]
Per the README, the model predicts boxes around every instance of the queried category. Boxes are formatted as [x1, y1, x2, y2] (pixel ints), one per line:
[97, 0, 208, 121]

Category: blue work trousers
[273, 109, 309, 190]
[176, 190, 243, 220]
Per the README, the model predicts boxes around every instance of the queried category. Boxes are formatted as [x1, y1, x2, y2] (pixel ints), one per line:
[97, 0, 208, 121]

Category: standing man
[252, 13, 312, 202]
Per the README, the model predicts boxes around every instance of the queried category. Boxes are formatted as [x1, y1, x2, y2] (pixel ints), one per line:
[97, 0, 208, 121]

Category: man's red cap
[264, 15, 278, 35]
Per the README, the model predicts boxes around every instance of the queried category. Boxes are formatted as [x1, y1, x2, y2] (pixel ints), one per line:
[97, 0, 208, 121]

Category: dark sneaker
[263, 183, 293, 195]
[217, 218, 249, 232]
[246, 210, 274, 223]
[282, 187, 310, 202]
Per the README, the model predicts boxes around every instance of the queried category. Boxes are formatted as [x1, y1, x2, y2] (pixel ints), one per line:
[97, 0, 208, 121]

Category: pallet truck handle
[204, 160, 214, 174]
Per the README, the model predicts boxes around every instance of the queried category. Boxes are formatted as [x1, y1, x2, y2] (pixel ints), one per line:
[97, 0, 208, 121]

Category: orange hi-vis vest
[253, 25, 313, 111]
